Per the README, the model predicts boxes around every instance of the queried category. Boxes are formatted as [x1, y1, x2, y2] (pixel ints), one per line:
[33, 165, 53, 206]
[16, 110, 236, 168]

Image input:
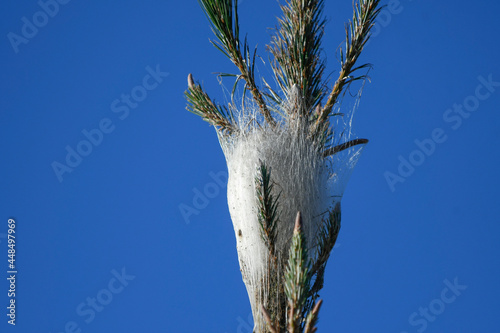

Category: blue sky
[1, 0, 499, 332]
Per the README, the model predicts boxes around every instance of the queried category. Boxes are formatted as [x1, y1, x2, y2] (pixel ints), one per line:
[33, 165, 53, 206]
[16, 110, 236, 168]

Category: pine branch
[310, 204, 341, 279]
[269, 0, 327, 115]
[197, 0, 276, 127]
[303, 300, 322, 333]
[308, 265, 326, 301]
[285, 212, 312, 333]
[186, 2, 381, 331]
[301, 204, 341, 322]
[185, 74, 237, 135]
[256, 161, 279, 254]
[313, 0, 381, 135]
[256, 161, 287, 331]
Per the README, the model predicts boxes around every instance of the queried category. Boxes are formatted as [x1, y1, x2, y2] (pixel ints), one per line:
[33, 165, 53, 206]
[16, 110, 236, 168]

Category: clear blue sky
[1, 1, 499, 332]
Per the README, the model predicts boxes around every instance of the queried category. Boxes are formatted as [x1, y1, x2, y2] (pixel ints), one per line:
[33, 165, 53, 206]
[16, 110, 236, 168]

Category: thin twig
[313, 0, 381, 135]
[323, 138, 368, 157]
[185, 74, 237, 135]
